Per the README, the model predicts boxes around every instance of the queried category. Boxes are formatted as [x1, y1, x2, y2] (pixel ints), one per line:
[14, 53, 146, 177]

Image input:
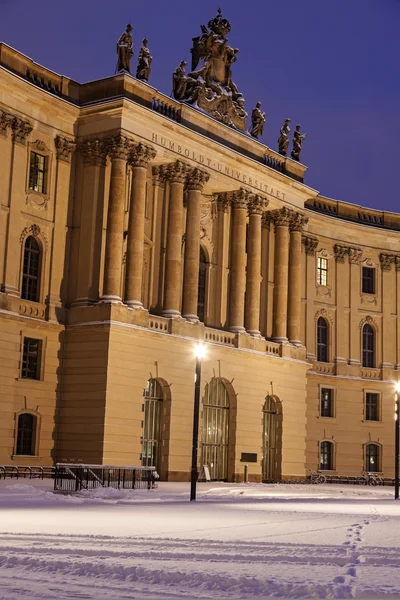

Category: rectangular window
[317, 257, 328, 286]
[362, 267, 375, 294]
[21, 337, 41, 380]
[365, 392, 379, 421]
[320, 388, 334, 418]
[29, 152, 47, 194]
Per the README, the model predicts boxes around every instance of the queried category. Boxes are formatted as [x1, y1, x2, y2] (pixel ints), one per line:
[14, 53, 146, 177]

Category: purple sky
[2, 0, 400, 211]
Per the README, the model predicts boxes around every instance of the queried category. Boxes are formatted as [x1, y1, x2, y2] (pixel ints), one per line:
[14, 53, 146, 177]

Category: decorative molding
[129, 142, 157, 168]
[55, 136, 76, 162]
[361, 294, 377, 306]
[348, 247, 363, 264]
[26, 194, 48, 211]
[362, 257, 377, 268]
[106, 134, 135, 160]
[11, 117, 33, 145]
[396, 257, 400, 272]
[379, 253, 396, 271]
[247, 193, 269, 215]
[200, 197, 217, 229]
[216, 192, 230, 213]
[80, 139, 108, 166]
[0, 110, 14, 137]
[302, 236, 318, 255]
[166, 160, 191, 184]
[359, 315, 379, 332]
[333, 244, 347, 263]
[269, 206, 293, 227]
[231, 188, 250, 210]
[19, 224, 49, 249]
[185, 167, 210, 191]
[316, 286, 331, 298]
[289, 211, 309, 232]
[152, 164, 167, 187]
[314, 308, 333, 325]
[317, 248, 332, 260]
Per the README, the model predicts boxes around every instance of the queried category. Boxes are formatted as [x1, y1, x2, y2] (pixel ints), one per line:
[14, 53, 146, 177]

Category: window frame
[317, 256, 328, 287]
[21, 235, 42, 302]
[362, 266, 376, 295]
[365, 443, 381, 473]
[320, 386, 335, 418]
[20, 335, 45, 381]
[28, 151, 48, 195]
[319, 440, 335, 471]
[364, 390, 380, 422]
[316, 317, 329, 363]
[362, 323, 375, 368]
[13, 409, 41, 457]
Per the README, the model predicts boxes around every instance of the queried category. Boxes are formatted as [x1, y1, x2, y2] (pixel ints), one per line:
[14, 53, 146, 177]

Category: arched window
[197, 247, 207, 323]
[16, 413, 37, 456]
[319, 440, 334, 470]
[21, 236, 41, 302]
[362, 324, 375, 368]
[365, 443, 380, 473]
[201, 378, 230, 481]
[142, 379, 163, 473]
[317, 317, 329, 362]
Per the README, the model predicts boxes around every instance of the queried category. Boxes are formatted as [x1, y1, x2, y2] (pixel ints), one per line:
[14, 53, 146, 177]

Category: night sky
[1, 0, 399, 211]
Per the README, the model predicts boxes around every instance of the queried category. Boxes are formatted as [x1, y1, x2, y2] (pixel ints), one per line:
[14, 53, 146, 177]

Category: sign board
[199, 465, 211, 481]
[240, 452, 257, 463]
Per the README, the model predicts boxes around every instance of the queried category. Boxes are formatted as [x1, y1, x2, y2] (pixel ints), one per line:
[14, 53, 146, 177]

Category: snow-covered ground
[0, 479, 400, 599]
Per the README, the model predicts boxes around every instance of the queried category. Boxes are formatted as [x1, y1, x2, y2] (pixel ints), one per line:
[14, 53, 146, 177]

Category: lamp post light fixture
[190, 343, 207, 502]
[395, 382, 400, 500]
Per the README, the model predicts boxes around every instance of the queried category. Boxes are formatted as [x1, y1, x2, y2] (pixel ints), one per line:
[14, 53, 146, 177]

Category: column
[162, 160, 189, 317]
[245, 194, 268, 336]
[182, 167, 210, 321]
[229, 189, 249, 333]
[124, 143, 156, 307]
[149, 165, 167, 312]
[73, 139, 107, 306]
[287, 212, 308, 345]
[303, 236, 319, 358]
[102, 134, 134, 302]
[271, 207, 292, 342]
[215, 194, 230, 327]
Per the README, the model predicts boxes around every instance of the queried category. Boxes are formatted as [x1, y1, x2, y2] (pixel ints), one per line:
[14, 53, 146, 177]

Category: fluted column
[271, 207, 292, 342]
[229, 189, 249, 333]
[182, 168, 210, 321]
[162, 160, 190, 317]
[245, 194, 268, 336]
[288, 212, 308, 345]
[102, 134, 134, 302]
[124, 143, 156, 307]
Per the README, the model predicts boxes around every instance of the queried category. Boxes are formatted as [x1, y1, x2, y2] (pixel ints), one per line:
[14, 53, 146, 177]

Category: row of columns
[78, 133, 308, 345]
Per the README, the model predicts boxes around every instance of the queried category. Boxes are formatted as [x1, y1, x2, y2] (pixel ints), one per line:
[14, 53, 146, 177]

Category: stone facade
[0, 43, 399, 481]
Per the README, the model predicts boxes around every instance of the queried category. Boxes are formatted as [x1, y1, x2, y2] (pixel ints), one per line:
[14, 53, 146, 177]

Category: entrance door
[263, 395, 278, 481]
[201, 378, 229, 480]
[142, 379, 163, 473]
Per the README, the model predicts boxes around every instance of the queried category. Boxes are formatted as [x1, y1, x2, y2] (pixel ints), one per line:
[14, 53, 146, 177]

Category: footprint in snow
[347, 567, 357, 577]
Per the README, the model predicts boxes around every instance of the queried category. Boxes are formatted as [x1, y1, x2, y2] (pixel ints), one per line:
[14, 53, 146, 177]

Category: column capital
[348, 247, 363, 264]
[152, 164, 167, 187]
[55, 136, 76, 163]
[166, 160, 191, 184]
[11, 117, 33, 145]
[129, 142, 157, 168]
[0, 110, 14, 137]
[302, 235, 318, 255]
[289, 211, 308, 232]
[185, 167, 210, 191]
[267, 206, 293, 228]
[216, 192, 230, 213]
[380, 253, 396, 271]
[231, 188, 250, 210]
[80, 139, 108, 166]
[395, 257, 400, 271]
[106, 134, 135, 160]
[248, 194, 269, 215]
[333, 244, 347, 262]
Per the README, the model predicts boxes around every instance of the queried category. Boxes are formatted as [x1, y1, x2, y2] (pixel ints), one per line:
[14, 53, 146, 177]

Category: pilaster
[245, 194, 268, 336]
[229, 188, 249, 333]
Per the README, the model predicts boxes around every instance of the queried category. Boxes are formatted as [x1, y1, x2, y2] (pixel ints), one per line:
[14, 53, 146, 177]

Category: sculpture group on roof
[116, 10, 307, 162]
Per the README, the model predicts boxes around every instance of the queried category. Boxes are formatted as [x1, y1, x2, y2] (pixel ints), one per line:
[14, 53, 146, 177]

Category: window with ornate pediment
[21, 236, 41, 302]
[362, 323, 375, 368]
[317, 317, 329, 362]
[362, 267, 375, 294]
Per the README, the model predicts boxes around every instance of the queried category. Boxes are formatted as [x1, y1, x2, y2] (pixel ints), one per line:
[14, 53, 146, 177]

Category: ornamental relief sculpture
[302, 236, 318, 255]
[359, 315, 379, 332]
[314, 308, 333, 325]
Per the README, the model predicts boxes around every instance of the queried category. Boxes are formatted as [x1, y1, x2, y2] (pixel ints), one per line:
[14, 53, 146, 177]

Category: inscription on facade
[151, 133, 286, 202]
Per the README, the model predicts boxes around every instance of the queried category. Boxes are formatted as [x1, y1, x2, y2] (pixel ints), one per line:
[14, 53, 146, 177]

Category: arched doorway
[197, 246, 207, 323]
[201, 378, 230, 480]
[141, 379, 163, 473]
[262, 395, 281, 482]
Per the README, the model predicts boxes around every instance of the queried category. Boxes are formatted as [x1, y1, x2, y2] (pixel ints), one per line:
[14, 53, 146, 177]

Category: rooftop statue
[278, 118, 291, 156]
[249, 102, 266, 139]
[172, 9, 248, 131]
[291, 125, 307, 162]
[136, 38, 152, 82]
[116, 24, 134, 73]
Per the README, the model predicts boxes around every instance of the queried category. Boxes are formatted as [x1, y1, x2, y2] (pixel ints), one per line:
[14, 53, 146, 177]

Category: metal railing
[0, 465, 55, 480]
[54, 464, 157, 492]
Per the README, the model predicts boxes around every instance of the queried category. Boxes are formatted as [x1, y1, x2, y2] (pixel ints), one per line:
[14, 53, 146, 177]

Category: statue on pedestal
[172, 9, 248, 131]
[172, 60, 188, 100]
[249, 102, 266, 139]
[136, 39, 152, 81]
[116, 24, 133, 73]
[291, 125, 307, 162]
[278, 118, 291, 156]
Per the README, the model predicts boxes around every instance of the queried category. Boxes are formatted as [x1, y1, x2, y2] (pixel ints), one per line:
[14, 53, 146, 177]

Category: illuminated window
[365, 443, 380, 472]
[320, 388, 334, 418]
[320, 441, 334, 470]
[317, 257, 328, 286]
[29, 152, 48, 194]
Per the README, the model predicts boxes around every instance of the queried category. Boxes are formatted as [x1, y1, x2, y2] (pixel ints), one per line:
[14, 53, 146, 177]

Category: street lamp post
[395, 383, 400, 500]
[190, 343, 206, 502]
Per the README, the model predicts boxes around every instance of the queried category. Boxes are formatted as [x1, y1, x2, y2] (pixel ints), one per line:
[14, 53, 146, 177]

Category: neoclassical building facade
[0, 41, 399, 481]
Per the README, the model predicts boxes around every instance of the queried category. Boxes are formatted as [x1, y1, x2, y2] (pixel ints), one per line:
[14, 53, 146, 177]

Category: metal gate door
[201, 378, 229, 480]
[263, 395, 277, 481]
[142, 379, 163, 472]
